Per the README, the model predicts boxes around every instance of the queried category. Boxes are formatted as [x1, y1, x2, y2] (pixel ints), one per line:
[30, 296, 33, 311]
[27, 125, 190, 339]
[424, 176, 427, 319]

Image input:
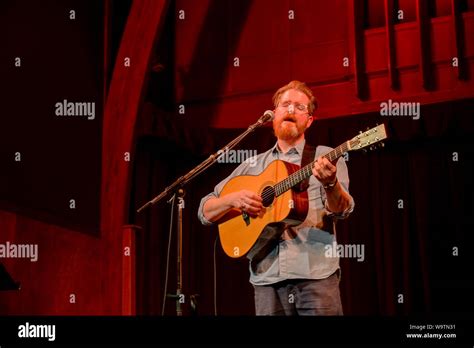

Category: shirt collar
[271, 139, 306, 156]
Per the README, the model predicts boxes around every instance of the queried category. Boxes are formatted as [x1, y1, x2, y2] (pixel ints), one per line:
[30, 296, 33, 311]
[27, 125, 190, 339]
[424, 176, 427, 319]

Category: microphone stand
[136, 111, 273, 316]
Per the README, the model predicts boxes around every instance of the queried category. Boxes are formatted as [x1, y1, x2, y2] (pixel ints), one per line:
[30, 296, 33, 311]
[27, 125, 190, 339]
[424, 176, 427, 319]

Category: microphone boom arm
[136, 110, 274, 212]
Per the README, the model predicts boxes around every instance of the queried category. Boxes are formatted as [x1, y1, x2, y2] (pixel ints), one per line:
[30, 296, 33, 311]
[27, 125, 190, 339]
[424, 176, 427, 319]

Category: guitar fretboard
[273, 141, 351, 196]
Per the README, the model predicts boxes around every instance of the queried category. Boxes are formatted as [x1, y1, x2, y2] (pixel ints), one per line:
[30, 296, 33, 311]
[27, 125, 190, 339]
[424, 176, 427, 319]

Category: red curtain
[130, 98, 474, 315]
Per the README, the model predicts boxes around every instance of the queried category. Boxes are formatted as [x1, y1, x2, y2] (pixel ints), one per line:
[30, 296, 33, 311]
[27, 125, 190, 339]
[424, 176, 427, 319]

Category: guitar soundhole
[261, 186, 275, 207]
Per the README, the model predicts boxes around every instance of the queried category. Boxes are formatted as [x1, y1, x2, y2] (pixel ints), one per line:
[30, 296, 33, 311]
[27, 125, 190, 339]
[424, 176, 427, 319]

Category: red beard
[273, 115, 307, 140]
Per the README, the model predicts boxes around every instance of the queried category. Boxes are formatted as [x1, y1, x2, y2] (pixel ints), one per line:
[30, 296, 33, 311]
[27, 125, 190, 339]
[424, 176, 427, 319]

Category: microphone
[247, 110, 274, 131]
[257, 110, 274, 124]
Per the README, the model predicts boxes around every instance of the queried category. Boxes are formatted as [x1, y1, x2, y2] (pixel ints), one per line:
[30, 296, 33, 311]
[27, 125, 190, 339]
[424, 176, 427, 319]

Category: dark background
[0, 0, 473, 317]
[132, 101, 474, 315]
[0, 0, 104, 234]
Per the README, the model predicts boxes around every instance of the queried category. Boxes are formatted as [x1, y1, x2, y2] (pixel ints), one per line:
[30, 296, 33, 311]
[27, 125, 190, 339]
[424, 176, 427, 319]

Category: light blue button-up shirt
[198, 139, 355, 285]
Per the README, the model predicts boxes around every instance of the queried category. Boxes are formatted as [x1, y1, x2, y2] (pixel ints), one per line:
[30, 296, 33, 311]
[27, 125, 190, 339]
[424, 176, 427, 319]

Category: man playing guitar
[198, 80, 355, 315]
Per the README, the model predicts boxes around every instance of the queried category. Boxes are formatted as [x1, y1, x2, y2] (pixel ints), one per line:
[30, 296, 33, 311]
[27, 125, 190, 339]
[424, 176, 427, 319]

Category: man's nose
[287, 104, 295, 114]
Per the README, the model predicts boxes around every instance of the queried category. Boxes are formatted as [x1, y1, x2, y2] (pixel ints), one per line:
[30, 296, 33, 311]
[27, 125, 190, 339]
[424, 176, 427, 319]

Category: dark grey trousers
[253, 269, 343, 316]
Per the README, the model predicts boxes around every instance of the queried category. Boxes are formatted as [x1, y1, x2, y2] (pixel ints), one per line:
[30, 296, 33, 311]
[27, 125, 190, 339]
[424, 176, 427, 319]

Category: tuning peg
[381, 142, 385, 147]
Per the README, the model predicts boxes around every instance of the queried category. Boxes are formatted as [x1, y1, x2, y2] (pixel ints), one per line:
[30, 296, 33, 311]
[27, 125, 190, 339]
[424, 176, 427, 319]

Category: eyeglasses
[278, 101, 309, 114]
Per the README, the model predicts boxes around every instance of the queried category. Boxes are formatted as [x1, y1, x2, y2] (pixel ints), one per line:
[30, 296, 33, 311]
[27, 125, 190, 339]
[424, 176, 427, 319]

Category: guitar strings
[257, 140, 355, 204]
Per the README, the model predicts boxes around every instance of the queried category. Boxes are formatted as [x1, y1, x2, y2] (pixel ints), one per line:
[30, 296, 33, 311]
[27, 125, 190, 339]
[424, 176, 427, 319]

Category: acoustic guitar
[217, 124, 388, 258]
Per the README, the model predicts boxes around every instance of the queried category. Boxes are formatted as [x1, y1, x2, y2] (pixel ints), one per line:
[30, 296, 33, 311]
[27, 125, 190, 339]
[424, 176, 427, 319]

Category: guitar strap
[296, 142, 316, 192]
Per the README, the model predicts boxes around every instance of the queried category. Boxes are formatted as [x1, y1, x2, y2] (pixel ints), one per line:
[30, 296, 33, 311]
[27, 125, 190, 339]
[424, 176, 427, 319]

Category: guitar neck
[273, 141, 349, 196]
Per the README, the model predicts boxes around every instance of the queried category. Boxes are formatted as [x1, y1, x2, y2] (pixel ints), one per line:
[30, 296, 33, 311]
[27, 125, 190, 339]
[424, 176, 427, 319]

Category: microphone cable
[161, 193, 176, 316]
[213, 234, 219, 316]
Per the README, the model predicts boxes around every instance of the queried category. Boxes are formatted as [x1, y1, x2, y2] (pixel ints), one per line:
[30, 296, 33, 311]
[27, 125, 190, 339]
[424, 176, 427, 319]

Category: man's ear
[306, 115, 314, 129]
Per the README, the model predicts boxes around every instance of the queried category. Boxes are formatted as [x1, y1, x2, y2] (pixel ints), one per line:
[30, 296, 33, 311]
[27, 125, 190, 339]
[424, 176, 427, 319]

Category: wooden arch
[100, 0, 168, 314]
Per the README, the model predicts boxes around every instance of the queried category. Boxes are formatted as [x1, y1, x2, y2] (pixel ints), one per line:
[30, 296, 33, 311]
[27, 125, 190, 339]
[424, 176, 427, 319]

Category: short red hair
[272, 80, 318, 115]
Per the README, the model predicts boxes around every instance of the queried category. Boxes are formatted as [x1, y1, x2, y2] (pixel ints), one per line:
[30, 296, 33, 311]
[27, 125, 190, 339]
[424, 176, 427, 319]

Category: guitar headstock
[348, 124, 388, 152]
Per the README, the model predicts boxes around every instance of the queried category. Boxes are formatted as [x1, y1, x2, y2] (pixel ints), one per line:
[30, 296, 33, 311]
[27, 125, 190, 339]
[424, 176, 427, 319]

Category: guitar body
[218, 160, 308, 258]
[213, 123, 388, 260]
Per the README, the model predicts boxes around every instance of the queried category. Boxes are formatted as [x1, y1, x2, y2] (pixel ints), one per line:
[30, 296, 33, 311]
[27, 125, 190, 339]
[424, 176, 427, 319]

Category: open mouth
[283, 116, 296, 123]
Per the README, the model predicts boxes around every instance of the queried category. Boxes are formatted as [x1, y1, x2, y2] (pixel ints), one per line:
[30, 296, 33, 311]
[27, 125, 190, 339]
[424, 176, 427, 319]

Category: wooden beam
[349, 0, 368, 100]
[451, 0, 467, 80]
[416, 0, 434, 90]
[384, 0, 399, 90]
[122, 225, 141, 315]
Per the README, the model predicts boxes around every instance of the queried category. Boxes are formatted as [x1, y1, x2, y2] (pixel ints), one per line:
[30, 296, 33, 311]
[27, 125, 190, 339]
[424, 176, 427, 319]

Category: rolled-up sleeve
[198, 192, 218, 226]
[197, 156, 258, 226]
[324, 157, 355, 220]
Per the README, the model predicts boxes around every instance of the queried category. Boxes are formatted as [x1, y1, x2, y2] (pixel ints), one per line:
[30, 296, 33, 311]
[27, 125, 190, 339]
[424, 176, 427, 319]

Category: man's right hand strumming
[203, 190, 263, 223]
